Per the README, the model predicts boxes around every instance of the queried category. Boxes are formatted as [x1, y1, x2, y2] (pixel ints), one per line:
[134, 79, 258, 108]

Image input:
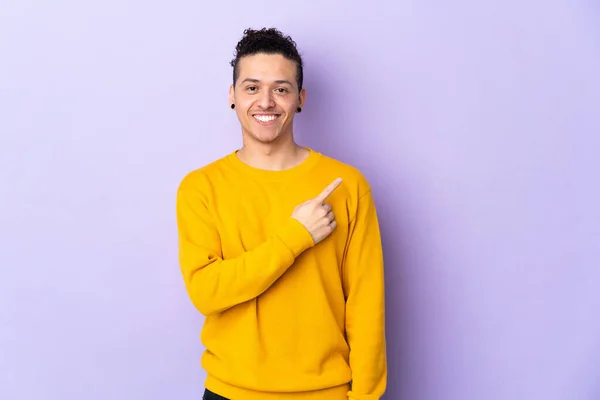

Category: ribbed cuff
[275, 218, 315, 258]
[347, 391, 381, 400]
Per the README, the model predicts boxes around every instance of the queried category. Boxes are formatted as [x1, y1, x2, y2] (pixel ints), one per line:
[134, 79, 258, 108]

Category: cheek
[279, 99, 298, 114]
[235, 101, 253, 116]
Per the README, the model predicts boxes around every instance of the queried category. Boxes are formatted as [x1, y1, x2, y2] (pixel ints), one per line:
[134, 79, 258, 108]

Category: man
[176, 27, 387, 400]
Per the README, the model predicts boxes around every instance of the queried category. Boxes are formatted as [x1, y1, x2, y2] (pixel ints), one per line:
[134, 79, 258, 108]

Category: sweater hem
[205, 375, 350, 400]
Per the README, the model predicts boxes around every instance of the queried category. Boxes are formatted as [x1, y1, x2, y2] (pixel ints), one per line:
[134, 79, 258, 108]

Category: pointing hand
[292, 178, 342, 244]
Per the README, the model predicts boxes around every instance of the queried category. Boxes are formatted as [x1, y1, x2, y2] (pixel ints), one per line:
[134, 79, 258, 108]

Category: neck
[237, 133, 309, 171]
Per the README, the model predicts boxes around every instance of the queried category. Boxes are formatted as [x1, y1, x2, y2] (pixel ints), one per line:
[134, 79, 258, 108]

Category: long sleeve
[343, 190, 387, 400]
[176, 186, 315, 316]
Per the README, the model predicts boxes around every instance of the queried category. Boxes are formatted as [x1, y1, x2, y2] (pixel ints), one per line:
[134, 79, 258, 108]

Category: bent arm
[176, 188, 314, 316]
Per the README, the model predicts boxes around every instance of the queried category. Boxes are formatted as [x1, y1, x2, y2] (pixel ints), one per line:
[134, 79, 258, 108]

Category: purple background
[1, 1, 599, 399]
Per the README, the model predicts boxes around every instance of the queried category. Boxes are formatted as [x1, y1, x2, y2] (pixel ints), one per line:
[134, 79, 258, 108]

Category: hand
[292, 178, 342, 244]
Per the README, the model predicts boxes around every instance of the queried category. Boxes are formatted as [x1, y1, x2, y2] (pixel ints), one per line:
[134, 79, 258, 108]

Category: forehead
[236, 53, 297, 83]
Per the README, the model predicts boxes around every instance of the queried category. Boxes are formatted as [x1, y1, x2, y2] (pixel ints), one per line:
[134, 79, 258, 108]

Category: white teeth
[254, 115, 277, 122]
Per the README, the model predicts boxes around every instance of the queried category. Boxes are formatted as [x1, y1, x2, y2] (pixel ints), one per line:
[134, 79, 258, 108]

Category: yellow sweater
[176, 148, 387, 400]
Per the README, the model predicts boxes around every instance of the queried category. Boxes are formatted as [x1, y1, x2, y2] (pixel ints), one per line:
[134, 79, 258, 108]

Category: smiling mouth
[253, 114, 280, 125]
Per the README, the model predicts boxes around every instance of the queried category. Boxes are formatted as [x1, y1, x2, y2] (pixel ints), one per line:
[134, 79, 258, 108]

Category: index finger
[314, 178, 342, 203]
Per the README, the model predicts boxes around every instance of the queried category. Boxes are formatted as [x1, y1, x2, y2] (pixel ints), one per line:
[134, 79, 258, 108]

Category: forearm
[180, 217, 313, 315]
[346, 288, 387, 400]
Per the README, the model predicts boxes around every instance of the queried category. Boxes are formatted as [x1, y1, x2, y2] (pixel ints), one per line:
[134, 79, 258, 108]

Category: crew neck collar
[226, 147, 321, 181]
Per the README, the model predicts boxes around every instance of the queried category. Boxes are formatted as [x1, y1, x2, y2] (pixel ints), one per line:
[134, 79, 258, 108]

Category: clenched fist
[292, 178, 342, 244]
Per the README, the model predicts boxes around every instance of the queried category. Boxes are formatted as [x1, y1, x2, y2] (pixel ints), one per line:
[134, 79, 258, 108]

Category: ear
[228, 84, 235, 107]
[298, 87, 306, 109]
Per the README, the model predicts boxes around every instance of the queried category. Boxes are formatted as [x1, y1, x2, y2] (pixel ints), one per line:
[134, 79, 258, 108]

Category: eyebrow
[241, 78, 293, 86]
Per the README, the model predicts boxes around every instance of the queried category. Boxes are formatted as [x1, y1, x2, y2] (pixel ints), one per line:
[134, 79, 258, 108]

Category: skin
[228, 53, 307, 171]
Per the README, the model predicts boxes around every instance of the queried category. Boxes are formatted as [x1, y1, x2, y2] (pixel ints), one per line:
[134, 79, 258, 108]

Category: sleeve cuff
[347, 391, 381, 400]
[274, 217, 315, 258]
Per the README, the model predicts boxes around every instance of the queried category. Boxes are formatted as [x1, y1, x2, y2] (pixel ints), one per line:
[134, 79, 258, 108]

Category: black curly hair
[230, 27, 304, 90]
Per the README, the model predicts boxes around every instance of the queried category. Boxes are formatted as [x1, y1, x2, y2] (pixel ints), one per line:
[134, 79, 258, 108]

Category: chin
[253, 135, 281, 144]
[247, 129, 283, 144]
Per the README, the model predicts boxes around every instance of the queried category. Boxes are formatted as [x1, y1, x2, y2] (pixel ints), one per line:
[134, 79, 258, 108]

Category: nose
[256, 90, 275, 109]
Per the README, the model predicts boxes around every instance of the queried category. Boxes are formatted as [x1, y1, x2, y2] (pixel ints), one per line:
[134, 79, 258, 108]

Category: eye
[246, 86, 258, 92]
[275, 88, 288, 93]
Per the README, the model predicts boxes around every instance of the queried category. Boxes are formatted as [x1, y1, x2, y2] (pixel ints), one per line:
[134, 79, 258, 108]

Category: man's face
[229, 53, 305, 145]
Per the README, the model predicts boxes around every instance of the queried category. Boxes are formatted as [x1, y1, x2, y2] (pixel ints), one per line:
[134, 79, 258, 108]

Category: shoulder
[177, 153, 231, 193]
[317, 153, 371, 198]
